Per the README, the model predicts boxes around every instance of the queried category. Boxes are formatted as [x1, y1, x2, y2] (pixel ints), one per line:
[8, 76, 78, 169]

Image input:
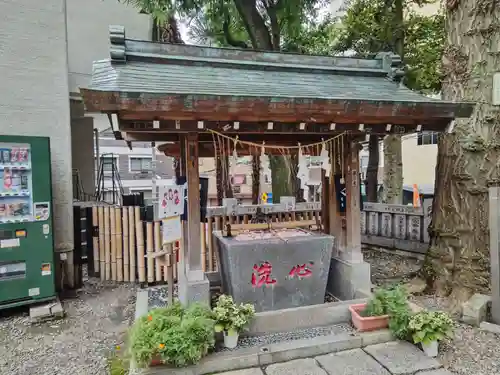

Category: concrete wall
[65, 0, 152, 130]
[401, 135, 438, 186]
[359, 134, 438, 188]
[0, 0, 74, 253]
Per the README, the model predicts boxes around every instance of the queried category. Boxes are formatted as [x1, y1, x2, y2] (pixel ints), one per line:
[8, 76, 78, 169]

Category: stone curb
[479, 321, 500, 335]
[144, 330, 394, 375]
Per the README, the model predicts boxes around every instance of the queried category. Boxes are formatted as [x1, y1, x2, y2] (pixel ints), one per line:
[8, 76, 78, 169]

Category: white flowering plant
[213, 295, 255, 336]
[408, 310, 454, 346]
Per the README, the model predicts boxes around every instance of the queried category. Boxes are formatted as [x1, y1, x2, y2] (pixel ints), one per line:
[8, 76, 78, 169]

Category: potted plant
[408, 310, 454, 357]
[349, 288, 390, 332]
[349, 285, 412, 337]
[128, 302, 215, 368]
[213, 295, 255, 349]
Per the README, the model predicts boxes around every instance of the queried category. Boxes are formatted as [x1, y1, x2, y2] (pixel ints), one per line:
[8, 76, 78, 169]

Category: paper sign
[157, 184, 185, 219]
[162, 216, 182, 244]
[0, 238, 19, 248]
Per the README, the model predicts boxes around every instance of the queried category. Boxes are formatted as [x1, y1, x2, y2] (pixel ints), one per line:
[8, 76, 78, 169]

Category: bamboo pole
[98, 206, 105, 280]
[129, 207, 137, 282]
[154, 221, 162, 282]
[201, 221, 207, 272]
[92, 206, 100, 274]
[115, 207, 123, 282]
[104, 207, 111, 281]
[136, 207, 146, 282]
[146, 222, 154, 283]
[165, 243, 174, 305]
[207, 217, 214, 272]
[110, 206, 117, 281]
[163, 243, 173, 282]
[122, 207, 130, 282]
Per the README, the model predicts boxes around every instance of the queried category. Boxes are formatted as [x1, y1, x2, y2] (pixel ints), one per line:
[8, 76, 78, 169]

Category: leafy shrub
[361, 285, 412, 340]
[213, 295, 255, 335]
[128, 302, 215, 368]
[409, 310, 454, 345]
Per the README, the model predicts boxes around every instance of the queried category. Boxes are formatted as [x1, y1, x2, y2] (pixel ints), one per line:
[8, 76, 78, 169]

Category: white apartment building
[0, 0, 151, 256]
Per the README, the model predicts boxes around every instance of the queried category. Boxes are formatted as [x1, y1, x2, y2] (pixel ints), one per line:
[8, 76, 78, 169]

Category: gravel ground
[0, 270, 136, 375]
[215, 323, 354, 352]
[362, 247, 423, 287]
[364, 247, 500, 375]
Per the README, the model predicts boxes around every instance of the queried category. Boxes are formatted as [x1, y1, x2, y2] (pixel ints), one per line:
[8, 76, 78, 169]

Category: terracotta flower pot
[349, 303, 389, 332]
[150, 355, 163, 366]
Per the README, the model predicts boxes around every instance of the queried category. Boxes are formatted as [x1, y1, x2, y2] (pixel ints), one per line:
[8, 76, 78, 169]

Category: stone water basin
[214, 229, 334, 312]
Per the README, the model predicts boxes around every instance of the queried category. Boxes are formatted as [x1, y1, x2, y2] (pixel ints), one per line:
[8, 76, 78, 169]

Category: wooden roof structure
[81, 25, 474, 157]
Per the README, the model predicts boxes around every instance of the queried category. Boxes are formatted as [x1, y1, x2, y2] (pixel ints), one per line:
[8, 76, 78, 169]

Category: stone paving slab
[415, 370, 454, 375]
[265, 358, 327, 375]
[217, 369, 264, 375]
[364, 341, 442, 375]
[316, 348, 391, 375]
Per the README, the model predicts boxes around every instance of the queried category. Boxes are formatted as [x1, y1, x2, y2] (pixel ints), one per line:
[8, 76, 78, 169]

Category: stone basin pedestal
[214, 229, 334, 312]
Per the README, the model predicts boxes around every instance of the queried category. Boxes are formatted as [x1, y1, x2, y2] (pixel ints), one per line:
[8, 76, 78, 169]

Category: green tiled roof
[90, 58, 440, 104]
[88, 26, 436, 102]
[82, 25, 474, 120]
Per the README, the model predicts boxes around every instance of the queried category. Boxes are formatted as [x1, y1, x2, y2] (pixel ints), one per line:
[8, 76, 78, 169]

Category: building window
[264, 175, 270, 184]
[233, 185, 241, 194]
[231, 174, 246, 185]
[360, 156, 369, 169]
[130, 157, 152, 172]
[417, 132, 439, 146]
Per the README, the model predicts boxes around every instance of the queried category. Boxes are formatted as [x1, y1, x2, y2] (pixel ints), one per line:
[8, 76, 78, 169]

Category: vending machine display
[0, 143, 33, 223]
[0, 136, 55, 309]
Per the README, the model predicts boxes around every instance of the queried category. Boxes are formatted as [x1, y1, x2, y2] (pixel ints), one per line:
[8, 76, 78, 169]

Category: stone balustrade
[361, 199, 433, 254]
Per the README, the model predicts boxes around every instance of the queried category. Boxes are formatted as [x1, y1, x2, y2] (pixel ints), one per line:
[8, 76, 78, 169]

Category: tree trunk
[382, 0, 405, 205]
[251, 154, 260, 204]
[222, 155, 233, 199]
[382, 135, 403, 204]
[422, 0, 499, 308]
[366, 134, 380, 202]
[269, 156, 293, 203]
[230, 0, 296, 205]
[216, 155, 223, 206]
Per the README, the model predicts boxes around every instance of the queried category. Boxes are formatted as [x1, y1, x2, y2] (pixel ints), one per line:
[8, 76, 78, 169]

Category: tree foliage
[334, 0, 444, 93]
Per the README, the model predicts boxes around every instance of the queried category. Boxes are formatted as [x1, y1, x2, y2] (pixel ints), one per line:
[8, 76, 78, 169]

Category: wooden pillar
[186, 133, 203, 279]
[345, 140, 363, 263]
[329, 175, 343, 255]
[320, 169, 330, 233]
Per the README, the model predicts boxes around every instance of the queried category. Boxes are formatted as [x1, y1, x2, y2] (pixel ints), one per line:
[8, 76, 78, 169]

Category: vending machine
[0, 136, 56, 309]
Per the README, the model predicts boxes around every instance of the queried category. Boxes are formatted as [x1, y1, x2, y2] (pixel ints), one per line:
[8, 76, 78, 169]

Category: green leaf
[214, 324, 224, 333]
[227, 327, 238, 336]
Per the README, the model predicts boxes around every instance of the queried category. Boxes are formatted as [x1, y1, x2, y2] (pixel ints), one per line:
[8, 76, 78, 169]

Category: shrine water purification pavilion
[81, 25, 474, 306]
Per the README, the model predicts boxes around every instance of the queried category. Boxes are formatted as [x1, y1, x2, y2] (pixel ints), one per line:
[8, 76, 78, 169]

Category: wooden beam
[185, 132, 203, 279]
[81, 89, 472, 123]
[119, 117, 449, 133]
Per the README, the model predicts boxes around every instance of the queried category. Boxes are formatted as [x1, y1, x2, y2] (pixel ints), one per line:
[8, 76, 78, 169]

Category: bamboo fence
[89, 205, 320, 283]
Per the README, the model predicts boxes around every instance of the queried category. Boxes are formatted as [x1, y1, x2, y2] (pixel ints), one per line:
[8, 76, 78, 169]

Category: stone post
[488, 186, 500, 324]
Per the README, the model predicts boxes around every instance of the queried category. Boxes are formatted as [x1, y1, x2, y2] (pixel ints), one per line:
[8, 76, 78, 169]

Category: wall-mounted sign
[157, 184, 185, 220]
